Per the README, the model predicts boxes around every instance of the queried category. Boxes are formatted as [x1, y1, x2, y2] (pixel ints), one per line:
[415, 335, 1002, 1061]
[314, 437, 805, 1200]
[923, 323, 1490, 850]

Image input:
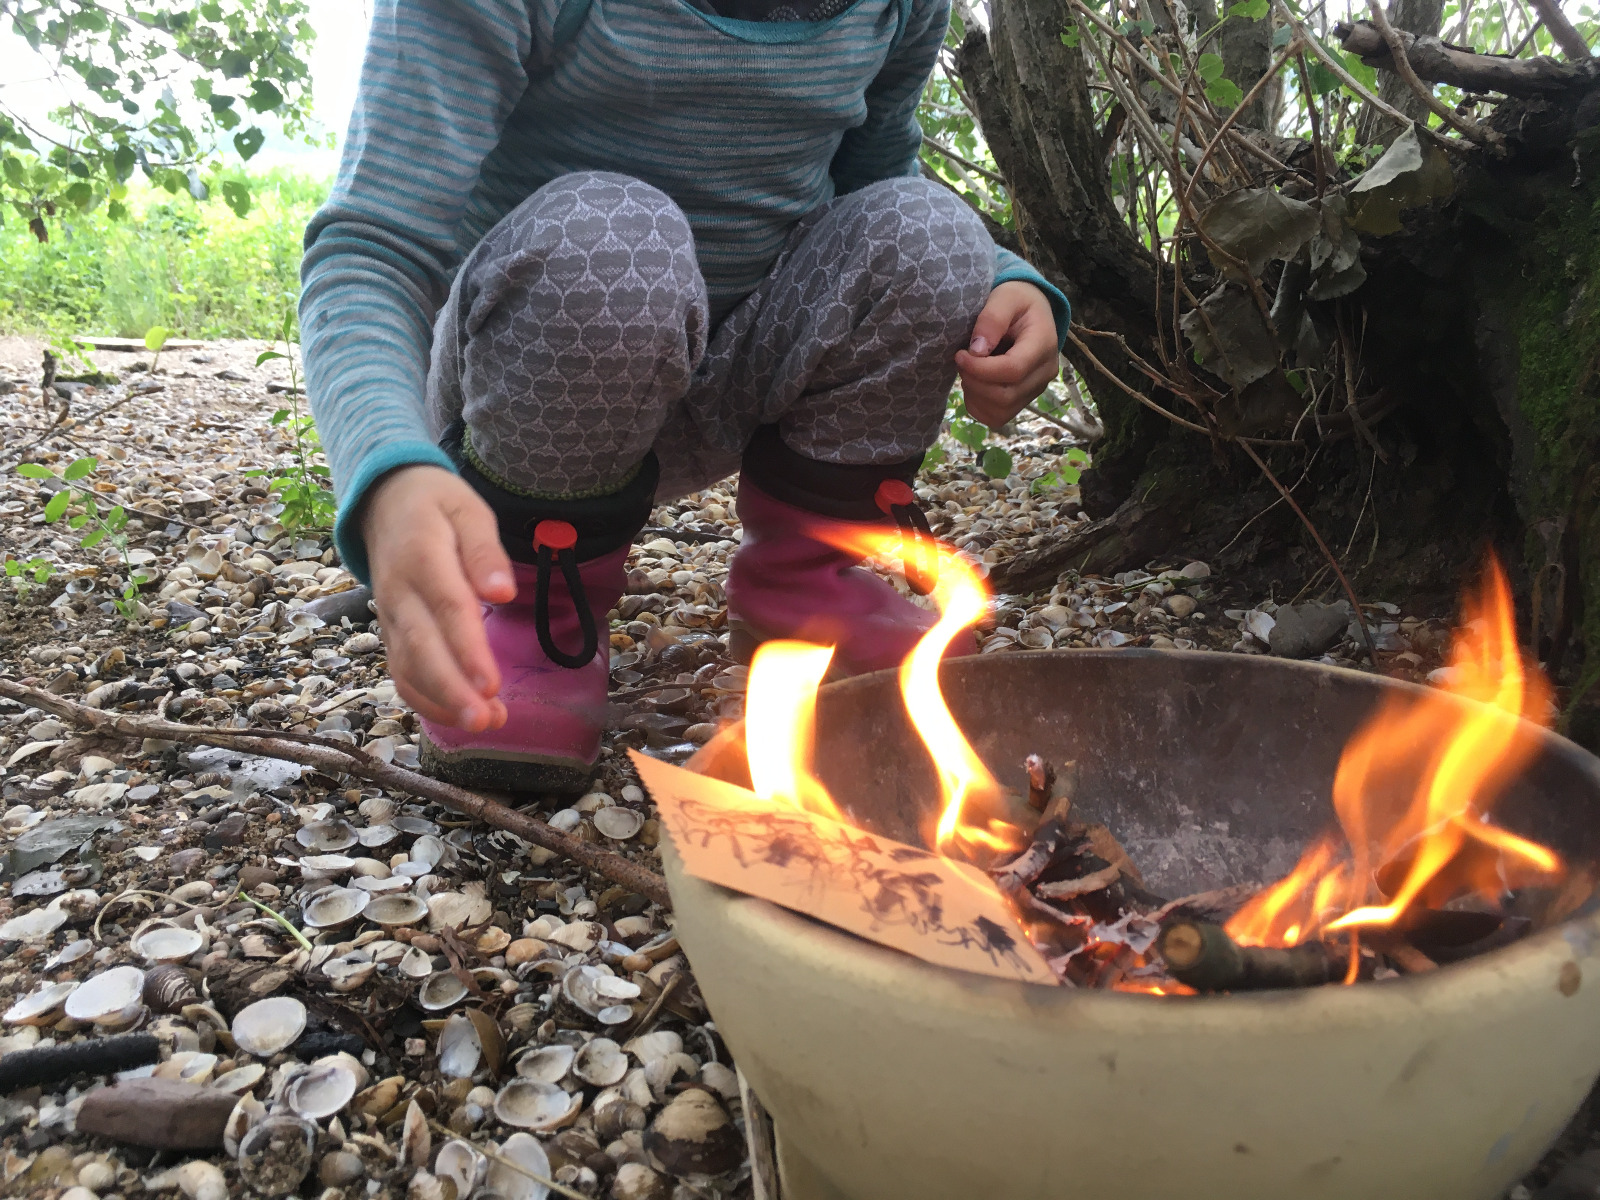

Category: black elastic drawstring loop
[533, 521, 600, 669]
[875, 481, 938, 596]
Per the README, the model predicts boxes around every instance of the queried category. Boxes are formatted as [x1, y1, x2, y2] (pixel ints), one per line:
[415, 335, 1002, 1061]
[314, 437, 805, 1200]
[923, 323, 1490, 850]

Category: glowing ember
[1227, 555, 1563, 953]
[744, 639, 843, 821]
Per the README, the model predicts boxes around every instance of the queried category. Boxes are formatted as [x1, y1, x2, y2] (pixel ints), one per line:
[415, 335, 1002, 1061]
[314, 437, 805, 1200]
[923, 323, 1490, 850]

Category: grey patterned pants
[425, 171, 994, 500]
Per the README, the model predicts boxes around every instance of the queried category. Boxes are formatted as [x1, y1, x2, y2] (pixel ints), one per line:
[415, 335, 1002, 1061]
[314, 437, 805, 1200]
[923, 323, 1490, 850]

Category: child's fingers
[381, 591, 495, 729]
[411, 558, 502, 702]
[449, 490, 516, 605]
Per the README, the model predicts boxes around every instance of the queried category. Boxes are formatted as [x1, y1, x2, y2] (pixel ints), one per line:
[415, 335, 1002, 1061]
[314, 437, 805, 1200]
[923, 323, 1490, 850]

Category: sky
[0, 0, 372, 177]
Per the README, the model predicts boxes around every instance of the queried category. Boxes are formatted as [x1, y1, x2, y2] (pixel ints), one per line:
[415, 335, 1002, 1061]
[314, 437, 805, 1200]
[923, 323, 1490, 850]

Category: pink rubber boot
[419, 524, 627, 794]
[726, 478, 973, 677]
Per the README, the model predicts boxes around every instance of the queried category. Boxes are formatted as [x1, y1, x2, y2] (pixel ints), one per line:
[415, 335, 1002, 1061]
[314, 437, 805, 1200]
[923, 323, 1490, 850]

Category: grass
[0, 168, 328, 342]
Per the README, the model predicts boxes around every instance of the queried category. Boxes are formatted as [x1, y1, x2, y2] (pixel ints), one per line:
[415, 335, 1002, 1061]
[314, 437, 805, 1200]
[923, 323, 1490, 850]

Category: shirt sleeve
[829, 0, 1070, 350]
[298, 0, 535, 584]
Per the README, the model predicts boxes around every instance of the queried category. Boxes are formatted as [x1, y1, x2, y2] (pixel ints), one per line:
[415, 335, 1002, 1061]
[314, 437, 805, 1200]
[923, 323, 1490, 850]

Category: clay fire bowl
[672, 649, 1600, 1200]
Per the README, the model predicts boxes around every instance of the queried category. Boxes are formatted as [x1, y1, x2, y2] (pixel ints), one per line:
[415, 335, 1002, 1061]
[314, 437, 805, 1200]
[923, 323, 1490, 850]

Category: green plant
[1031, 447, 1092, 495]
[14, 456, 149, 616]
[144, 325, 171, 372]
[246, 311, 334, 530]
[3, 556, 56, 599]
[945, 397, 1015, 481]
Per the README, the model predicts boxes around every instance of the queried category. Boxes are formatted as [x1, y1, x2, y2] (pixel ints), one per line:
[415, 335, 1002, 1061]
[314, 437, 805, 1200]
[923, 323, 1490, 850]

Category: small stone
[206, 813, 249, 847]
[1164, 594, 1197, 619]
[319, 1150, 365, 1187]
[342, 632, 381, 656]
[1180, 560, 1211, 579]
[684, 722, 717, 745]
[304, 586, 375, 626]
[1268, 601, 1351, 660]
[169, 847, 208, 875]
[60, 1188, 99, 1200]
[76, 1077, 239, 1149]
[76, 1161, 117, 1191]
[238, 865, 279, 891]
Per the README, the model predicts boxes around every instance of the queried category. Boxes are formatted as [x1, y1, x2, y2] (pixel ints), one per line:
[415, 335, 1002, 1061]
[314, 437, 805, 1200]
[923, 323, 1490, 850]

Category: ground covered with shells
[0, 334, 1590, 1199]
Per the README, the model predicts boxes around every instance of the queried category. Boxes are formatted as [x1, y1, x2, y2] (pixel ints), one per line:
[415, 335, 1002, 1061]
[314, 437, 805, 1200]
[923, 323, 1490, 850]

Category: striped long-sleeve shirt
[300, 0, 1069, 579]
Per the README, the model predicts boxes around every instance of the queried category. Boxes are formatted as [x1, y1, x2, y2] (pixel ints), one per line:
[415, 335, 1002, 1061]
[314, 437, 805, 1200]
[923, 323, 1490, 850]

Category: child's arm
[299, 0, 537, 728]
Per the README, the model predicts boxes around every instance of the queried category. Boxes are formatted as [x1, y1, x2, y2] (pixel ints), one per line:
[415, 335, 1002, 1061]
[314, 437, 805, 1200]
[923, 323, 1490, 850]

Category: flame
[744, 640, 843, 821]
[1226, 554, 1563, 952]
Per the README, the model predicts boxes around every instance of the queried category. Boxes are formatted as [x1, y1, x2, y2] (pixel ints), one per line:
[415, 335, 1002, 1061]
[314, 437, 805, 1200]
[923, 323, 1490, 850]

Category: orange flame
[744, 640, 844, 821]
[1226, 554, 1563, 951]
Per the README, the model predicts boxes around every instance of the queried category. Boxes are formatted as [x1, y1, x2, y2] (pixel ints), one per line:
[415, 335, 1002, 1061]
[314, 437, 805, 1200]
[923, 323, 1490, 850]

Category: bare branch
[1526, 0, 1591, 60]
[1365, 0, 1499, 144]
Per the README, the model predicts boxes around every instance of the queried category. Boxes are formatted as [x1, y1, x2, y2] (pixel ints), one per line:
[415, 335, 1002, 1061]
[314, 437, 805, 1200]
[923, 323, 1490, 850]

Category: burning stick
[1036, 863, 1124, 901]
[992, 791, 1075, 894]
[1155, 920, 1343, 992]
[1024, 754, 1055, 812]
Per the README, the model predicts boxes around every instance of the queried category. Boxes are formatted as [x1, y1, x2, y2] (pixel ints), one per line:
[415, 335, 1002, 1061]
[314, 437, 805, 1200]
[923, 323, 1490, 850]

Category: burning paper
[631, 751, 1054, 984]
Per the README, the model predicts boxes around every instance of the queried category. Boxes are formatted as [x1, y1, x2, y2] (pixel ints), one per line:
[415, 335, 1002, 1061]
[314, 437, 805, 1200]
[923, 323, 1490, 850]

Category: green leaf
[256, 350, 287, 366]
[950, 418, 988, 451]
[44, 490, 70, 522]
[15, 463, 54, 479]
[1059, 22, 1080, 47]
[1307, 61, 1341, 95]
[233, 127, 265, 160]
[107, 506, 127, 530]
[1065, 447, 1092, 466]
[1272, 23, 1296, 47]
[65, 181, 93, 210]
[1059, 464, 1083, 485]
[1228, 0, 1269, 16]
[247, 80, 285, 113]
[980, 447, 1014, 480]
[1205, 77, 1246, 107]
[144, 326, 171, 352]
[270, 409, 291, 425]
[920, 442, 948, 471]
[1197, 53, 1226, 83]
[2, 156, 22, 187]
[62, 456, 97, 481]
[221, 179, 251, 217]
[107, 200, 127, 222]
[80, 529, 106, 548]
[68, 515, 88, 530]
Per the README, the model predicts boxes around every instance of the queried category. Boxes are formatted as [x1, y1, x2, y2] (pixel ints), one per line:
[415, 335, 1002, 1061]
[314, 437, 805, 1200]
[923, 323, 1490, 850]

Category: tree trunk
[955, 7, 1600, 751]
[1355, 0, 1447, 146]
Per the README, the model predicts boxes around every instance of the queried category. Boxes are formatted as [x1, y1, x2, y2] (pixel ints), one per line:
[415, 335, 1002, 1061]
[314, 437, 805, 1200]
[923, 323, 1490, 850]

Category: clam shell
[44, 939, 93, 970]
[475, 926, 511, 955]
[515, 1044, 575, 1084]
[359, 796, 397, 823]
[237, 1113, 317, 1195]
[301, 887, 369, 929]
[298, 854, 357, 875]
[3, 981, 78, 1026]
[286, 1057, 360, 1119]
[143, 964, 200, 1013]
[348, 857, 391, 878]
[154, 1050, 218, 1085]
[132, 923, 205, 964]
[573, 1037, 628, 1087]
[434, 1139, 486, 1198]
[592, 807, 644, 841]
[427, 889, 491, 932]
[393, 816, 440, 836]
[232, 995, 307, 1057]
[224, 1094, 266, 1158]
[597, 1004, 634, 1026]
[561, 965, 640, 1018]
[402, 1099, 430, 1169]
[365, 894, 428, 928]
[493, 1077, 580, 1131]
[400, 946, 435, 979]
[408, 835, 445, 869]
[322, 955, 377, 993]
[437, 1010, 483, 1078]
[297, 819, 358, 853]
[485, 1132, 553, 1200]
[357, 824, 400, 849]
[212, 1063, 267, 1095]
[0, 904, 68, 942]
[419, 971, 468, 1012]
[64, 965, 146, 1026]
[351, 874, 411, 894]
[623, 1031, 682, 1065]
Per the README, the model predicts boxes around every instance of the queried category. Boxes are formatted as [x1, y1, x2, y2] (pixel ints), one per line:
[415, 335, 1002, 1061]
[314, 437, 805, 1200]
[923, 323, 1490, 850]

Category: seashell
[132, 923, 205, 965]
[698, 1061, 740, 1100]
[286, 1057, 361, 1119]
[298, 854, 357, 875]
[359, 796, 398, 823]
[302, 887, 369, 929]
[143, 964, 201, 1013]
[502, 1003, 541, 1036]
[347, 856, 391, 878]
[358, 823, 400, 849]
[154, 1050, 218, 1086]
[351, 874, 412, 894]
[3, 981, 78, 1026]
[289, 610, 326, 630]
[573, 1037, 628, 1087]
[515, 1044, 575, 1084]
[354, 1075, 403, 1117]
[212, 1063, 267, 1095]
[597, 1004, 635, 1026]
[437, 1010, 485, 1078]
[463, 1007, 503, 1075]
[624, 1031, 683, 1066]
[644, 1052, 700, 1102]
[409, 835, 445, 870]
[237, 1112, 317, 1195]
[593, 807, 644, 841]
[224, 1094, 266, 1157]
[146, 1159, 227, 1200]
[297, 819, 358, 853]
[400, 946, 435, 979]
[64, 965, 146, 1027]
[547, 921, 602, 953]
[595, 1098, 649, 1142]
[485, 1132, 553, 1200]
[611, 1162, 669, 1200]
[494, 1077, 580, 1131]
[475, 926, 511, 954]
[644, 1089, 744, 1177]
[366, 894, 428, 928]
[322, 955, 377, 993]
[393, 815, 440, 836]
[561, 965, 641, 1019]
[44, 938, 94, 970]
[0, 904, 69, 941]
[434, 1139, 486, 1198]
[401, 1099, 431, 1169]
[419, 971, 468, 1012]
[232, 995, 307, 1057]
[427, 889, 491, 932]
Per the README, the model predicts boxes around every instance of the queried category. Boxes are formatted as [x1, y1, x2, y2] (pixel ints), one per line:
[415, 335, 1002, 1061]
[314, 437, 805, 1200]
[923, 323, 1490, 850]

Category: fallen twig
[0, 676, 671, 907]
[0, 1033, 161, 1094]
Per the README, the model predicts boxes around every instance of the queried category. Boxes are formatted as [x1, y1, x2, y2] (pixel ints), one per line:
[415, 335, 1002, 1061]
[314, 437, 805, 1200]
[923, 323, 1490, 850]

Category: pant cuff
[739, 424, 923, 522]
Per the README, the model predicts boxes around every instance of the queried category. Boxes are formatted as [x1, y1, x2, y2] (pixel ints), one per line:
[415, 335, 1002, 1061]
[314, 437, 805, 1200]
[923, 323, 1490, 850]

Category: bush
[0, 168, 328, 341]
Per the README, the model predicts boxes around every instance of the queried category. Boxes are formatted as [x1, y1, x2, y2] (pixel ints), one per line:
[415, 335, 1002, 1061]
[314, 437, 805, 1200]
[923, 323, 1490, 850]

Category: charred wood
[1156, 919, 1344, 991]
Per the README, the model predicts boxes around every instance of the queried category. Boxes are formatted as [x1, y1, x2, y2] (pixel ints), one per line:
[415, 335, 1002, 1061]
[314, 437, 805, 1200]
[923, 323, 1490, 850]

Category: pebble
[169, 848, 208, 875]
[238, 865, 279, 891]
[206, 813, 249, 847]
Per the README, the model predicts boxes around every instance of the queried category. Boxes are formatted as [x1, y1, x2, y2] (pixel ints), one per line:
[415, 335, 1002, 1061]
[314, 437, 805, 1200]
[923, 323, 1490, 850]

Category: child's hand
[361, 465, 516, 731]
[955, 281, 1060, 428]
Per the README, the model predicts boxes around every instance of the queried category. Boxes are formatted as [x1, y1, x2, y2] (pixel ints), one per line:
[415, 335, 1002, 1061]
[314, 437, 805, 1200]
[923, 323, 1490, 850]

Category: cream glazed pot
[669, 650, 1600, 1200]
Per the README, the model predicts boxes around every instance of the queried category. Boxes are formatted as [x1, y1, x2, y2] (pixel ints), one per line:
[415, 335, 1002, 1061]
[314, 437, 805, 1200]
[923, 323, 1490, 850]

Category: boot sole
[418, 731, 596, 796]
